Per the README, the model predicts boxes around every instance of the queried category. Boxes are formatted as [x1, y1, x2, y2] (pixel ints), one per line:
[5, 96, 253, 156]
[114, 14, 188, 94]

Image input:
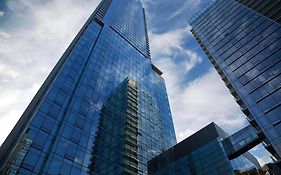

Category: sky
[0, 0, 273, 166]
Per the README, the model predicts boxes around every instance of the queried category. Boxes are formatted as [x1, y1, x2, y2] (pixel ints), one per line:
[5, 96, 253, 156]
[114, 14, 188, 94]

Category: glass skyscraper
[190, 0, 281, 161]
[148, 123, 261, 175]
[0, 0, 176, 174]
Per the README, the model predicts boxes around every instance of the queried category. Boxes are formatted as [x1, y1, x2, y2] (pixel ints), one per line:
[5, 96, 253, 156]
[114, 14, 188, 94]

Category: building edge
[0, 1, 105, 170]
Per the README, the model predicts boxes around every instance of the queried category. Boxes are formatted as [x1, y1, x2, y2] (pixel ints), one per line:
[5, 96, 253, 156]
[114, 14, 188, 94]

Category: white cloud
[171, 69, 248, 142]
[149, 27, 247, 142]
[167, 0, 201, 20]
[0, 0, 99, 145]
[149, 26, 202, 77]
[0, 11, 4, 17]
[249, 144, 274, 166]
[0, 31, 11, 38]
[149, 26, 189, 57]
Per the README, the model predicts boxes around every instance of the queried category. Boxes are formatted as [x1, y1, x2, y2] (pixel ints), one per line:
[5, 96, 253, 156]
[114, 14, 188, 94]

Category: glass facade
[148, 123, 260, 175]
[222, 125, 260, 158]
[230, 152, 260, 174]
[151, 139, 235, 175]
[0, 0, 176, 174]
[235, 0, 281, 24]
[190, 0, 281, 160]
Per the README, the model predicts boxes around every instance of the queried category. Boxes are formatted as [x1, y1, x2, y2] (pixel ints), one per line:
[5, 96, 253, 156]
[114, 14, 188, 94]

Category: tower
[0, 0, 176, 174]
[191, 0, 281, 161]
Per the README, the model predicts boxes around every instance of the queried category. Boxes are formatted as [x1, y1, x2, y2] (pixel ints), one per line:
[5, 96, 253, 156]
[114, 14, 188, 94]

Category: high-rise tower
[190, 0, 281, 161]
[0, 0, 177, 174]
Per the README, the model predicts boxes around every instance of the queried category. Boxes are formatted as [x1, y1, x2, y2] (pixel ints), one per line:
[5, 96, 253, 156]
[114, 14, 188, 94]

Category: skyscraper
[0, 0, 177, 174]
[148, 123, 261, 175]
[190, 0, 281, 161]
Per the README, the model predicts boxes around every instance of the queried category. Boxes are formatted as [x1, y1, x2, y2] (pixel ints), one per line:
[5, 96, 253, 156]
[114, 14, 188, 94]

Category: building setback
[0, 0, 177, 174]
[190, 0, 281, 161]
[148, 123, 261, 175]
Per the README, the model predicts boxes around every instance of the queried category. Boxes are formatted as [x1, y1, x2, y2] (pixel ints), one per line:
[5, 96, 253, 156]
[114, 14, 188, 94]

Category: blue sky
[0, 0, 273, 165]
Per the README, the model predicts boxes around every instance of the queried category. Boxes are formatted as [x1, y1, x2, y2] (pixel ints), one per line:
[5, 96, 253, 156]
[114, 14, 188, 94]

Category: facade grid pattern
[191, 0, 281, 160]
